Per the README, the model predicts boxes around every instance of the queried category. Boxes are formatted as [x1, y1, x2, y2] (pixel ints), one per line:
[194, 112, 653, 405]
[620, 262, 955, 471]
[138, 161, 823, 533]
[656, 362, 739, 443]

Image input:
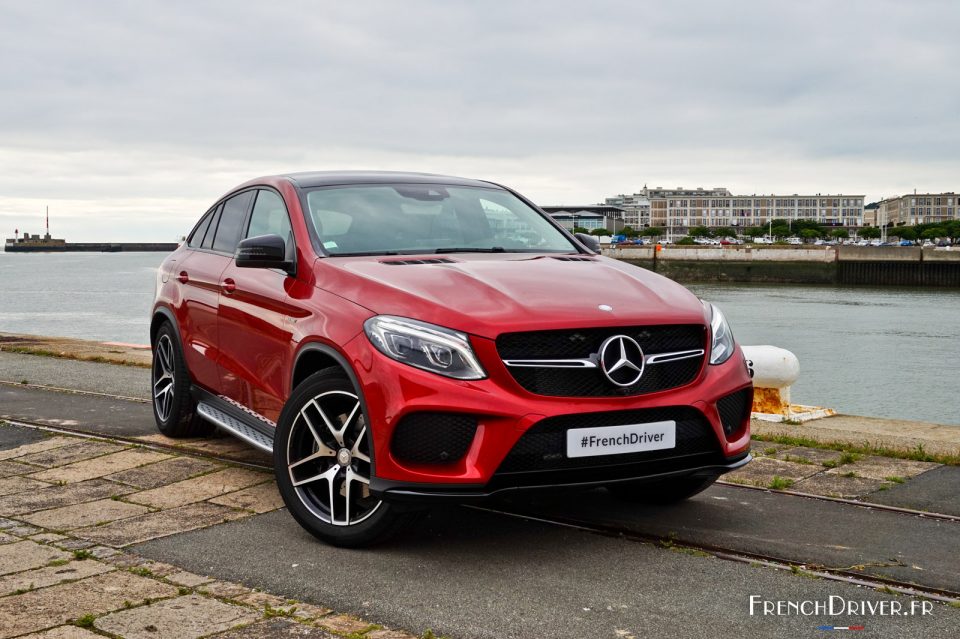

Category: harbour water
[1, 251, 958, 425]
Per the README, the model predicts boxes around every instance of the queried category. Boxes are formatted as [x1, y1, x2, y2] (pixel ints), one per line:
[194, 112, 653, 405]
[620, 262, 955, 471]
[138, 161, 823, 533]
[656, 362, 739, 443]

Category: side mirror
[236, 234, 294, 274]
[575, 232, 601, 253]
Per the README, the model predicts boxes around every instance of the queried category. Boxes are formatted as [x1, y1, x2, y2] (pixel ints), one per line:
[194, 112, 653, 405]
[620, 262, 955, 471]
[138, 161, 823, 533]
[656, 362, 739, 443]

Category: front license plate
[566, 421, 676, 458]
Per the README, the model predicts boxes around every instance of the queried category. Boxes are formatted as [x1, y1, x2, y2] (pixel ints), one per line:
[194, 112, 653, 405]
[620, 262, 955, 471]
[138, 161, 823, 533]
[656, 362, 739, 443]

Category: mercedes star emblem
[598, 335, 645, 387]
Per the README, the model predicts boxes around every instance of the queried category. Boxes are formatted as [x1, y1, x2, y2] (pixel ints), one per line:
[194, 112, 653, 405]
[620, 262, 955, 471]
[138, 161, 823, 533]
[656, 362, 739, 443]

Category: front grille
[390, 412, 477, 465]
[717, 387, 753, 436]
[497, 325, 706, 397]
[495, 406, 720, 474]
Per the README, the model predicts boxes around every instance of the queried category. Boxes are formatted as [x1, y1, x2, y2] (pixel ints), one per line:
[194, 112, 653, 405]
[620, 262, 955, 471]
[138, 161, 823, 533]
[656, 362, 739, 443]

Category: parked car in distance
[899, 240, 914, 246]
[151, 171, 753, 547]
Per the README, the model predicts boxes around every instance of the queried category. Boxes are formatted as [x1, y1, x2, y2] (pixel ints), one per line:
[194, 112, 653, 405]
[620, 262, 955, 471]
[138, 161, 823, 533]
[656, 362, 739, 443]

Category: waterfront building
[541, 205, 626, 233]
[600, 186, 864, 239]
[875, 192, 958, 228]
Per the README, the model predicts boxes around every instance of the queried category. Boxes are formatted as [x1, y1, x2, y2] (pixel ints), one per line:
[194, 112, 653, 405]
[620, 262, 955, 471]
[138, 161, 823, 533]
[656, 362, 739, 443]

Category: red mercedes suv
[151, 171, 752, 546]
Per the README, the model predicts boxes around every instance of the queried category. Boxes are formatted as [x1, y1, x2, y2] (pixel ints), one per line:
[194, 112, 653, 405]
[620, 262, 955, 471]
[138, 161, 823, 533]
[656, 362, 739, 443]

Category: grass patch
[73, 613, 97, 628]
[783, 455, 812, 465]
[0, 345, 148, 368]
[129, 567, 153, 577]
[884, 476, 906, 484]
[72, 549, 93, 560]
[840, 471, 858, 478]
[264, 603, 297, 619]
[47, 558, 70, 567]
[763, 447, 778, 456]
[752, 434, 958, 466]
[948, 600, 960, 609]
[768, 476, 794, 490]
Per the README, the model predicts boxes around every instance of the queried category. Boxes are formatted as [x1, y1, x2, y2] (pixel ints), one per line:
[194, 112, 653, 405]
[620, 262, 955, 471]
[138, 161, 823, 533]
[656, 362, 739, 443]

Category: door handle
[221, 278, 236, 294]
[177, 271, 189, 284]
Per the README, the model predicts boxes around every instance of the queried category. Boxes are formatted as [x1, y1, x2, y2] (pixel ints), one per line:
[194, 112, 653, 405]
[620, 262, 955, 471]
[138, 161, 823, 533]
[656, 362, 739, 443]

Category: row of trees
[580, 219, 960, 242]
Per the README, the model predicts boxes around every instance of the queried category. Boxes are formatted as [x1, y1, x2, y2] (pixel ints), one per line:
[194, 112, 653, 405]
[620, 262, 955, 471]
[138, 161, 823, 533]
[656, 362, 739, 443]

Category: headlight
[708, 303, 735, 365]
[364, 315, 486, 380]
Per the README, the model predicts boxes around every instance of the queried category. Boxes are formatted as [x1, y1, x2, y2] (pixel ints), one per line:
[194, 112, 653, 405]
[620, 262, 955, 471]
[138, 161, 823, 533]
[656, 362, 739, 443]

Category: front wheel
[274, 368, 418, 547]
[608, 474, 719, 505]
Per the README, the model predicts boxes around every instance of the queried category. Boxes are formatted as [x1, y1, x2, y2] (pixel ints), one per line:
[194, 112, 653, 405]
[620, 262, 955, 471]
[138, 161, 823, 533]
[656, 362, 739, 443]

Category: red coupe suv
[151, 171, 752, 546]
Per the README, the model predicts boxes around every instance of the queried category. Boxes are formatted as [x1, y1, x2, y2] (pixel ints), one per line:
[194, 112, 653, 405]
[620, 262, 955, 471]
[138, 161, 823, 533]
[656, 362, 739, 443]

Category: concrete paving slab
[75, 501, 248, 547]
[0, 569, 177, 638]
[213, 618, 336, 638]
[29, 449, 171, 484]
[316, 614, 375, 635]
[94, 593, 261, 639]
[793, 473, 888, 498]
[0, 479, 133, 516]
[165, 569, 214, 587]
[865, 465, 960, 516]
[0, 540, 70, 575]
[832, 455, 941, 481]
[21, 497, 152, 530]
[17, 627, 104, 639]
[0, 475, 51, 497]
[724, 456, 821, 486]
[210, 481, 285, 513]
[0, 558, 114, 595]
[199, 579, 256, 599]
[777, 446, 843, 464]
[136, 433, 274, 465]
[29, 532, 68, 543]
[105, 455, 222, 489]
[0, 533, 18, 544]
[0, 459, 40, 477]
[17, 440, 125, 468]
[126, 467, 270, 509]
[0, 433, 74, 460]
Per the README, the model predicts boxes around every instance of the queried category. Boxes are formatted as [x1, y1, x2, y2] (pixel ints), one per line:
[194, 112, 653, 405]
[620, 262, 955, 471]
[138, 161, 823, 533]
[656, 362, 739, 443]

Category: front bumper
[342, 330, 753, 498]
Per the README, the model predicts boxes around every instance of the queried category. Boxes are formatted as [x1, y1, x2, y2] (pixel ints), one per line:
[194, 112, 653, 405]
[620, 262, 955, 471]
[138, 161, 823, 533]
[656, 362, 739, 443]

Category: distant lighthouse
[45, 206, 51, 240]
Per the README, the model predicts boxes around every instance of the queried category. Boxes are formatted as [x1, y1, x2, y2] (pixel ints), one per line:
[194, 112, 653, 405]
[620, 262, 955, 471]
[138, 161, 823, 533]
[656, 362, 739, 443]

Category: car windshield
[303, 184, 578, 256]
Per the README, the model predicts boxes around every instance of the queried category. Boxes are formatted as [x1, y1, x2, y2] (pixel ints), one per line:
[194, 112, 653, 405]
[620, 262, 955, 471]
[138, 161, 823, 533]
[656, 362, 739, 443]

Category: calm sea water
[1, 251, 958, 425]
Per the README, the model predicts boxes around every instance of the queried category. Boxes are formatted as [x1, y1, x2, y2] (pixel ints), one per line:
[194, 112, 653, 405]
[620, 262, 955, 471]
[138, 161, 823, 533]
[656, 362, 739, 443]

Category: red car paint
[153, 172, 751, 492]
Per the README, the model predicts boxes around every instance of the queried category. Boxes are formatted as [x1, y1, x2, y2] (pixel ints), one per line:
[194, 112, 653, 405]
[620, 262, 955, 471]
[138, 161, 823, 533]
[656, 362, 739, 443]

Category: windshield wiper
[434, 247, 507, 254]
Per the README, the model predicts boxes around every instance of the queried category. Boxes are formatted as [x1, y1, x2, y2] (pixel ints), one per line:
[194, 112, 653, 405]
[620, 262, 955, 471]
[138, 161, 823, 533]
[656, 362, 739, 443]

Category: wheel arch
[150, 305, 181, 347]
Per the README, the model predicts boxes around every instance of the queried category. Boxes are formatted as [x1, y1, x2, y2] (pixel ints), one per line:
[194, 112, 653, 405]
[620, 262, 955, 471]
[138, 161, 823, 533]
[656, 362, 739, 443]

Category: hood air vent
[380, 258, 456, 266]
[552, 256, 596, 262]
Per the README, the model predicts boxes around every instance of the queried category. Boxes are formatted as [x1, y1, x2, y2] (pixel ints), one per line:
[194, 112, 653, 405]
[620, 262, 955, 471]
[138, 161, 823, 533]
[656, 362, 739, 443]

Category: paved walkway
[0, 423, 417, 639]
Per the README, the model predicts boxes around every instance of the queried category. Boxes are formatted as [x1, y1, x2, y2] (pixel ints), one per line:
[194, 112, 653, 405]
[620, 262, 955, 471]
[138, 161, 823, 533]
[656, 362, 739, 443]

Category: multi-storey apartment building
[603, 194, 651, 228]
[603, 186, 864, 238]
[875, 193, 958, 227]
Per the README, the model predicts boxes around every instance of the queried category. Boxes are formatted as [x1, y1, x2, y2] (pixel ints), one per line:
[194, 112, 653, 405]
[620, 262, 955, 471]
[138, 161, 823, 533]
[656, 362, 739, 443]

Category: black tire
[151, 322, 213, 438]
[274, 368, 418, 547]
[608, 474, 719, 505]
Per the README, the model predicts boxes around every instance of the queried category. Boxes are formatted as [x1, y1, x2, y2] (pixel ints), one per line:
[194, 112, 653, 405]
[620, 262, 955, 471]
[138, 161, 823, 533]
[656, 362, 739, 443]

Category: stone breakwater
[605, 245, 960, 286]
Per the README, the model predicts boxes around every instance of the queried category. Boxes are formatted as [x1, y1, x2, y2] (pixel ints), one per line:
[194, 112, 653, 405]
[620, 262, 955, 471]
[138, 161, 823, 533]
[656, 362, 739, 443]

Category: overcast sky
[1, 0, 958, 241]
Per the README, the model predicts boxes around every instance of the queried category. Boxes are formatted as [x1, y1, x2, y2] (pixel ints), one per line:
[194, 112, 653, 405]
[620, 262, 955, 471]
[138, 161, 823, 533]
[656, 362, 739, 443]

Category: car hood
[314, 253, 708, 338]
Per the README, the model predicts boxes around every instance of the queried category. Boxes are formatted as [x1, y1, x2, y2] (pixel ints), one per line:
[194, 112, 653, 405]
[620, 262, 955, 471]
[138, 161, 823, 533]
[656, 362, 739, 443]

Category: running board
[196, 401, 275, 453]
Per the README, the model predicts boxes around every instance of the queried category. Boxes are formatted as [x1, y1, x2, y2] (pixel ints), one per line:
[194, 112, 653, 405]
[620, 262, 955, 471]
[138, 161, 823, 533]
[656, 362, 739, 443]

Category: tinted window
[304, 185, 575, 255]
[212, 191, 254, 254]
[187, 210, 214, 248]
[246, 190, 292, 243]
[202, 204, 223, 250]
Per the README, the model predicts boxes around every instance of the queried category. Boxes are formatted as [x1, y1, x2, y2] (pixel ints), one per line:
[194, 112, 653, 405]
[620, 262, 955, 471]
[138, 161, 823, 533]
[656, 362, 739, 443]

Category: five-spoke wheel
[274, 368, 419, 547]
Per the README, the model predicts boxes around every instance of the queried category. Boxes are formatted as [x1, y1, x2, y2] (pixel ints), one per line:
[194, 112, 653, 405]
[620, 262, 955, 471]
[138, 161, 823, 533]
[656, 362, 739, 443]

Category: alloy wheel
[286, 390, 381, 526]
[153, 334, 176, 422]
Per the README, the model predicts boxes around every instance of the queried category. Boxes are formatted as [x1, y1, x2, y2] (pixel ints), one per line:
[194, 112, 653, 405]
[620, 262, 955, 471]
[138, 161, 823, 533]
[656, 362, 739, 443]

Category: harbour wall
[605, 245, 960, 287]
[3, 242, 179, 253]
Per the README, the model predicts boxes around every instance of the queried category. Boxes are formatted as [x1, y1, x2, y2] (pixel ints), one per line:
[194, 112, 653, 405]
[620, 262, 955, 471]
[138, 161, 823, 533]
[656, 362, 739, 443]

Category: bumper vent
[495, 406, 721, 475]
[716, 387, 753, 436]
[391, 412, 478, 465]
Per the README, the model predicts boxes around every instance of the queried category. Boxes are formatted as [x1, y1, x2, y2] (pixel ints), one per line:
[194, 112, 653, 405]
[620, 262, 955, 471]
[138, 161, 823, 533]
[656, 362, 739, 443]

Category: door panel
[176, 250, 231, 392]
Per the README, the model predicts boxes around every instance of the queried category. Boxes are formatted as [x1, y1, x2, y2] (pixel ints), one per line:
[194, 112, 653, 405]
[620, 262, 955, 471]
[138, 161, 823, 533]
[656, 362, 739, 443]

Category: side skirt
[191, 386, 276, 454]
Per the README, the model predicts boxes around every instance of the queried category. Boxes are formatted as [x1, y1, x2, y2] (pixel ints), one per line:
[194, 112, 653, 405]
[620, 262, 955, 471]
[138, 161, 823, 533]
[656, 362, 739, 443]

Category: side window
[246, 190, 292, 243]
[187, 209, 214, 248]
[212, 191, 254, 254]
[201, 204, 223, 250]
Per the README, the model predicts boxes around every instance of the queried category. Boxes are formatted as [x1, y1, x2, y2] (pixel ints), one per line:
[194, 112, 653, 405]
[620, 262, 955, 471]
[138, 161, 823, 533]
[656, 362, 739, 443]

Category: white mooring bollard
[741, 345, 835, 423]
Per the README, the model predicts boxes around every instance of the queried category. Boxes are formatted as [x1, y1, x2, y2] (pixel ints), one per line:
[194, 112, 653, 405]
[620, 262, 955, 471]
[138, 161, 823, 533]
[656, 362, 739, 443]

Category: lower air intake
[391, 412, 478, 465]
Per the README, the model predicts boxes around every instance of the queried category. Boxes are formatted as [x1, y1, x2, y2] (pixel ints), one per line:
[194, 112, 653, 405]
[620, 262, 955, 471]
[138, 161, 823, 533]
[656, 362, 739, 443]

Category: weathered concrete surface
[0, 557, 114, 595]
[75, 501, 246, 547]
[94, 593, 261, 639]
[752, 413, 960, 458]
[126, 467, 269, 509]
[0, 332, 150, 367]
[21, 497, 152, 530]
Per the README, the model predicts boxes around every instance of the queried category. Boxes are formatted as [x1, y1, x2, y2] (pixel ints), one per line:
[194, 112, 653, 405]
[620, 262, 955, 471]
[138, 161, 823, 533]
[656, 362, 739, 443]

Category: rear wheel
[151, 322, 212, 438]
[608, 474, 719, 505]
[274, 368, 418, 547]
